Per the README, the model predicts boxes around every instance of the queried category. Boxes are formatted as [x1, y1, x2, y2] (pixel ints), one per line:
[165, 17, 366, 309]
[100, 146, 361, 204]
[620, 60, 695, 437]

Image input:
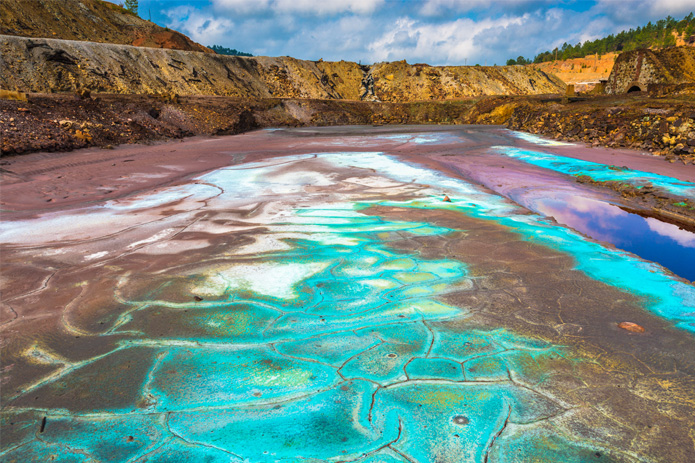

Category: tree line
[208, 45, 253, 57]
[507, 12, 694, 65]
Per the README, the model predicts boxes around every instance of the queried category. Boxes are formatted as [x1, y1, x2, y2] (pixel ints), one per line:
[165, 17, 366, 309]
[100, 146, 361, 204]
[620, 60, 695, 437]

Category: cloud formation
[368, 15, 527, 64]
[419, 0, 556, 16]
[156, 0, 693, 65]
[212, 0, 384, 15]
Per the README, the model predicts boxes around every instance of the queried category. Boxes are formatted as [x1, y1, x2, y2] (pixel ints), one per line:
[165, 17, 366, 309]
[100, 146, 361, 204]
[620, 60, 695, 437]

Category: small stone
[443, 195, 451, 202]
[618, 322, 645, 333]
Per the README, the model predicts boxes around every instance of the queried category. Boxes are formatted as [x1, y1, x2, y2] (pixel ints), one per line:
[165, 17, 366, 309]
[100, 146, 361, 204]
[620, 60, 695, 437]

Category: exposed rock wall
[0, 36, 566, 101]
[370, 61, 565, 101]
[534, 53, 618, 87]
[315, 60, 366, 100]
[0, 36, 342, 99]
[606, 47, 695, 94]
[506, 99, 695, 163]
[0, 0, 210, 53]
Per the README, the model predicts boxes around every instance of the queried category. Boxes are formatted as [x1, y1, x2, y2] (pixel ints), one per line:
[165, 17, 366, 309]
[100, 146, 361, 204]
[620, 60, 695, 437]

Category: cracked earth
[1, 127, 695, 462]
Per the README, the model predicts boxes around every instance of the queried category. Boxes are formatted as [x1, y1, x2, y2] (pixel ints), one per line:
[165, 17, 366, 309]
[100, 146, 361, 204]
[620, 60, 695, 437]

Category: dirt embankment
[5, 92, 695, 165]
[0, 36, 342, 99]
[0, 0, 210, 53]
[0, 94, 478, 155]
[506, 94, 695, 164]
[0, 35, 566, 100]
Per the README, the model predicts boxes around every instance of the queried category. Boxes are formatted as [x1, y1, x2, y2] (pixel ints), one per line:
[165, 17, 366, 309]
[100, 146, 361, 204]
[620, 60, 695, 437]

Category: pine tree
[124, 0, 138, 15]
[511, 11, 694, 65]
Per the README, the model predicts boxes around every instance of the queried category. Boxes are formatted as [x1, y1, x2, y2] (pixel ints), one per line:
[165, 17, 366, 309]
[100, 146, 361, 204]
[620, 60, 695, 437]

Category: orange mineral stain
[618, 322, 645, 333]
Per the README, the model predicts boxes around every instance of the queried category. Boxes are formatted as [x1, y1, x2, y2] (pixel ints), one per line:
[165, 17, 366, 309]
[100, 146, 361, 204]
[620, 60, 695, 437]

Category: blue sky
[136, 0, 694, 65]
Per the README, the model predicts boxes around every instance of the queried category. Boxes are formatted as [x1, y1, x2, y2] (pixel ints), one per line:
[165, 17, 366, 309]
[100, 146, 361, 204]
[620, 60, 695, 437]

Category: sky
[135, 0, 694, 65]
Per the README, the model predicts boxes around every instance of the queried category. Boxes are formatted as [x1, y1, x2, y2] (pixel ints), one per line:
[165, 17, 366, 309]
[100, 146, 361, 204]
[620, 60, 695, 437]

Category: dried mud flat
[2, 126, 695, 462]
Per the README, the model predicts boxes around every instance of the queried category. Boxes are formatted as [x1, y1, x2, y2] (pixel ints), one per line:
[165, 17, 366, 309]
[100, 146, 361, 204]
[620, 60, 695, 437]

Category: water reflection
[535, 195, 695, 281]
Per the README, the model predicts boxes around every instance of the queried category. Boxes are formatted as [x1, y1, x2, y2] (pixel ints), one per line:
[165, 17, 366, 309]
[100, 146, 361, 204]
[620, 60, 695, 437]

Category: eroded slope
[0, 0, 210, 53]
[0, 36, 566, 100]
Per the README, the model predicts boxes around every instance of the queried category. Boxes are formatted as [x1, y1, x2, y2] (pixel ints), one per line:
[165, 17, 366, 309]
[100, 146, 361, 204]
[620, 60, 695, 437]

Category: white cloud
[161, 0, 694, 64]
[367, 15, 527, 64]
[594, 0, 694, 23]
[165, 6, 234, 45]
[212, 0, 272, 15]
[419, 0, 556, 16]
[213, 0, 384, 15]
[646, 218, 695, 248]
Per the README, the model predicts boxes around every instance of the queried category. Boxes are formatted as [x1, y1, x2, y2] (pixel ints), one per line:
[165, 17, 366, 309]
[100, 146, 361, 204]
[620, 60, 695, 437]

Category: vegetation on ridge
[209, 45, 253, 57]
[507, 12, 694, 65]
[123, 0, 138, 15]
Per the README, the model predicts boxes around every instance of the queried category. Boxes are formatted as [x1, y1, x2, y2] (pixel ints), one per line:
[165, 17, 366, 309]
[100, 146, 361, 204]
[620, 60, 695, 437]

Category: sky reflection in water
[536, 195, 695, 281]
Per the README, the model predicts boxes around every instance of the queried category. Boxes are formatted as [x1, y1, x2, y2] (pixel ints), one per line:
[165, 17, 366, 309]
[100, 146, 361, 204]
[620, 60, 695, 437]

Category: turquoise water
[497, 146, 695, 199]
[319, 152, 695, 332]
[4, 200, 591, 462]
[4, 149, 694, 462]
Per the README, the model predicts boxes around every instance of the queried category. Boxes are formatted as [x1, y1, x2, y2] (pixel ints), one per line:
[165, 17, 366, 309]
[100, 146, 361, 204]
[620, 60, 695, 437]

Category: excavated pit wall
[0, 35, 565, 101]
[370, 60, 565, 101]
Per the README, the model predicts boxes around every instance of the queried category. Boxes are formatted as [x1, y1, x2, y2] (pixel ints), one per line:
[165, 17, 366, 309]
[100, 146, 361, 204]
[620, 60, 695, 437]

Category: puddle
[534, 196, 695, 281]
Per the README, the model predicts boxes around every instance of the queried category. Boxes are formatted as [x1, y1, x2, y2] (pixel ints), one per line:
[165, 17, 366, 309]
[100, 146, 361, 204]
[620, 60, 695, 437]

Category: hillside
[528, 13, 694, 64]
[0, 0, 211, 53]
[506, 13, 695, 88]
[0, 36, 566, 101]
[533, 53, 618, 88]
[370, 61, 563, 101]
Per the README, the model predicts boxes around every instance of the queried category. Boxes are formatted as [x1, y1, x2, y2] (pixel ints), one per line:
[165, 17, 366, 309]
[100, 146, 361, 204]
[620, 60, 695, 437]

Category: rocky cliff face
[0, 36, 342, 99]
[534, 53, 618, 89]
[0, 0, 210, 53]
[370, 61, 565, 101]
[0, 36, 566, 101]
[606, 47, 695, 94]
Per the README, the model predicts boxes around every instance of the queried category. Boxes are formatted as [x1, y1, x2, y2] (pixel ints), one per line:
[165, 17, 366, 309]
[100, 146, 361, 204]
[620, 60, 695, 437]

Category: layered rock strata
[0, 36, 566, 100]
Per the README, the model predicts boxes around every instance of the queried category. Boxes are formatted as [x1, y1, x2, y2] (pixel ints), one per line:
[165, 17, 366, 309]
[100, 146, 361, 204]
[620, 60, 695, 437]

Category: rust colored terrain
[0, 0, 211, 53]
[3, 93, 695, 167]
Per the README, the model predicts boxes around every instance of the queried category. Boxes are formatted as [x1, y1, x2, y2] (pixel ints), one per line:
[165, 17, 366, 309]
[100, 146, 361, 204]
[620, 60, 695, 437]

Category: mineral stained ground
[2, 126, 695, 463]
